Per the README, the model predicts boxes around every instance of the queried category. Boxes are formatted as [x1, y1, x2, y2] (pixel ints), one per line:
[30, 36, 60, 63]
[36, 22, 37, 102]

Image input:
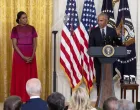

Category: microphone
[105, 35, 112, 45]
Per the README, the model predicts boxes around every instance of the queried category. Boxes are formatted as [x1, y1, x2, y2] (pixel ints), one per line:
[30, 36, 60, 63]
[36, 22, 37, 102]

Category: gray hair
[98, 12, 109, 20]
[103, 97, 118, 110]
[26, 78, 41, 96]
[118, 99, 135, 110]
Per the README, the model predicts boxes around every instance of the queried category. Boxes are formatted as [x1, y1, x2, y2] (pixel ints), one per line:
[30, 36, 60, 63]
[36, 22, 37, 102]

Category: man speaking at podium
[88, 13, 122, 96]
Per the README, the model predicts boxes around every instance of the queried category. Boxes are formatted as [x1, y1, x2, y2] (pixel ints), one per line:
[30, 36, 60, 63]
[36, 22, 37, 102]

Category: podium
[88, 46, 127, 108]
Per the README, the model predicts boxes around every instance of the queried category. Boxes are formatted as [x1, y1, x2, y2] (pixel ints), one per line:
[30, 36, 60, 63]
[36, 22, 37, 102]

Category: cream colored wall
[52, 0, 140, 102]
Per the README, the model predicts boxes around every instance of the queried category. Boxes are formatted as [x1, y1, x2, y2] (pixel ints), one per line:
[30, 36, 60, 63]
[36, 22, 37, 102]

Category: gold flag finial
[112, 0, 119, 7]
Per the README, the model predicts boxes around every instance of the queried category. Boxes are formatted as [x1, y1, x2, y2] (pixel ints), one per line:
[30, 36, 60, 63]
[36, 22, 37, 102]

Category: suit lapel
[106, 26, 110, 37]
[97, 27, 103, 40]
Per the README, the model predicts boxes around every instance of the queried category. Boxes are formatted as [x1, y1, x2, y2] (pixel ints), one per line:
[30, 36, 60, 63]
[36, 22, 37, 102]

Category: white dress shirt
[100, 26, 107, 35]
[30, 96, 40, 99]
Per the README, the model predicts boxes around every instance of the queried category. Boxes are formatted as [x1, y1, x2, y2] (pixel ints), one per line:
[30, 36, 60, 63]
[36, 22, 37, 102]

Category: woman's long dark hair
[16, 11, 26, 24]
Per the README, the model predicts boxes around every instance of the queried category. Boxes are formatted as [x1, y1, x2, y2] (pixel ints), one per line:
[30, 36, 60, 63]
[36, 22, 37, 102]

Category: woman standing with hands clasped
[10, 11, 38, 102]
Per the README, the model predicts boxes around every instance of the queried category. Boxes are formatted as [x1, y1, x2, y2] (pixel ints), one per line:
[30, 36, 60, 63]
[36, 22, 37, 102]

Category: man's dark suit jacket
[21, 98, 48, 110]
[88, 26, 122, 95]
[89, 26, 122, 47]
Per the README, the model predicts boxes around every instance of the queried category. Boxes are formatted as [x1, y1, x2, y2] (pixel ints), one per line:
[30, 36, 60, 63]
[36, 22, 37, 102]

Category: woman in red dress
[10, 11, 38, 102]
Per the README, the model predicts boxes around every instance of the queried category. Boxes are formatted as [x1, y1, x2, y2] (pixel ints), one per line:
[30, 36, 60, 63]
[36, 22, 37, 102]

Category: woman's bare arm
[12, 38, 29, 62]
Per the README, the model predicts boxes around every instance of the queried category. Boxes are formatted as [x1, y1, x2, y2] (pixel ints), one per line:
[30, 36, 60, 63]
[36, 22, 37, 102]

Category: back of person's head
[47, 92, 65, 110]
[103, 97, 118, 110]
[118, 99, 135, 110]
[70, 87, 93, 110]
[4, 96, 22, 110]
[26, 78, 41, 97]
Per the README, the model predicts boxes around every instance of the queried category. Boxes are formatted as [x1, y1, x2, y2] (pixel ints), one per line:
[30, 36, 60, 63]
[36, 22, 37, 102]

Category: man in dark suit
[89, 13, 122, 96]
[21, 78, 48, 110]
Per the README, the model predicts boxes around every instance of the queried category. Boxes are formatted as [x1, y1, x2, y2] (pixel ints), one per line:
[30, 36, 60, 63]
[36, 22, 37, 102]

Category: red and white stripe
[79, 22, 95, 91]
[60, 25, 82, 89]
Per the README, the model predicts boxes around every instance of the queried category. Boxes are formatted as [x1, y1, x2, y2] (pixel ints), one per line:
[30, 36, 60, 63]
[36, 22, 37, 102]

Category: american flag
[79, 0, 97, 91]
[60, 0, 82, 89]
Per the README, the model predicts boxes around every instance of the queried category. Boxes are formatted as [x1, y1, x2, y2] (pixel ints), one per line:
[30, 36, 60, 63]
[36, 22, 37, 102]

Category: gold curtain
[0, 0, 52, 102]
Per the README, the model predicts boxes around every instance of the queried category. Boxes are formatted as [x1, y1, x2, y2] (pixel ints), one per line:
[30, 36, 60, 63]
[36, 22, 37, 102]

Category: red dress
[10, 24, 38, 102]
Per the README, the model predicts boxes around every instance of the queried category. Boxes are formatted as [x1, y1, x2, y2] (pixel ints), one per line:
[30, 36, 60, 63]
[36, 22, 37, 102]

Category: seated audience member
[47, 92, 65, 110]
[118, 99, 135, 110]
[69, 87, 97, 110]
[103, 97, 118, 110]
[21, 78, 48, 110]
[4, 95, 22, 110]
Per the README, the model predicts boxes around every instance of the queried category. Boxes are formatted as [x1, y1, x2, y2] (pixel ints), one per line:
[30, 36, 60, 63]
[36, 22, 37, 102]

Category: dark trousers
[94, 58, 101, 96]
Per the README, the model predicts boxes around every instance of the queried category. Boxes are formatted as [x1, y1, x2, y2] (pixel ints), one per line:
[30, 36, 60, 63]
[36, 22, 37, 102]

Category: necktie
[102, 28, 105, 38]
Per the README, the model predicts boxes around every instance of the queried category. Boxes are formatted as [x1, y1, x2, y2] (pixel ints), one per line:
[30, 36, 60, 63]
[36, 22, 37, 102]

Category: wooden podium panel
[87, 46, 127, 108]
[96, 63, 114, 108]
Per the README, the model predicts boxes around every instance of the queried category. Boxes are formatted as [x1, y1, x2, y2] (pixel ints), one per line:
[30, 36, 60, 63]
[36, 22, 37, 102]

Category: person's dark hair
[16, 11, 26, 24]
[103, 97, 118, 110]
[4, 96, 22, 110]
[98, 12, 109, 20]
[47, 92, 65, 110]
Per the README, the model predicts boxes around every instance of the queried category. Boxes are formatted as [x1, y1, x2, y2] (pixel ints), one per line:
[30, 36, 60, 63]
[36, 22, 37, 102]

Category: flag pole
[52, 31, 58, 92]
[71, 88, 72, 96]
